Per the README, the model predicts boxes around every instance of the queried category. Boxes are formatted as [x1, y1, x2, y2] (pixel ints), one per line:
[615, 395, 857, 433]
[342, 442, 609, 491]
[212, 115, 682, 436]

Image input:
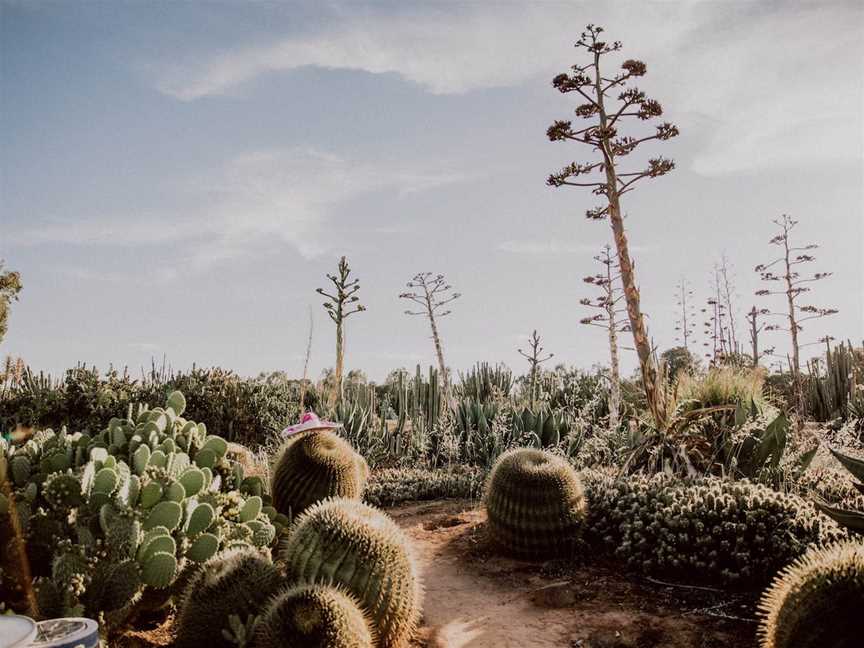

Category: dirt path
[390, 499, 757, 648]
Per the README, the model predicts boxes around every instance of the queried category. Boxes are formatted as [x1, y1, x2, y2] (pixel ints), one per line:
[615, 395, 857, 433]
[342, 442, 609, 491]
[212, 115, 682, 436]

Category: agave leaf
[814, 499, 864, 534]
[829, 447, 864, 484]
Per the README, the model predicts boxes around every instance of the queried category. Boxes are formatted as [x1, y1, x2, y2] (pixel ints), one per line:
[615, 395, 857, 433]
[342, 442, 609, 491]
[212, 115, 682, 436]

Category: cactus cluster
[271, 430, 368, 518]
[484, 448, 587, 558]
[364, 466, 485, 508]
[757, 540, 863, 648]
[812, 448, 864, 534]
[281, 498, 422, 648]
[1, 391, 288, 628]
[586, 471, 849, 586]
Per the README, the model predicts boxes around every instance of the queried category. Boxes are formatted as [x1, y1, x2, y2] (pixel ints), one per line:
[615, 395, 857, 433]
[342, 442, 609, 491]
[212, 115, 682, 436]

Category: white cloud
[148, 2, 863, 176]
[7, 148, 467, 273]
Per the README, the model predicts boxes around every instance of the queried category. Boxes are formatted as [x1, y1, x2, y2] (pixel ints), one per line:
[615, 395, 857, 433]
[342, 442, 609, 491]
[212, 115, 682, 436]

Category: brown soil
[117, 498, 759, 648]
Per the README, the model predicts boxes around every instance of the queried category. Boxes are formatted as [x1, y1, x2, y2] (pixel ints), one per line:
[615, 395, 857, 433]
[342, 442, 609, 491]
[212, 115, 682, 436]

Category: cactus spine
[271, 431, 368, 518]
[757, 540, 864, 648]
[250, 584, 374, 648]
[281, 498, 421, 648]
[484, 447, 587, 558]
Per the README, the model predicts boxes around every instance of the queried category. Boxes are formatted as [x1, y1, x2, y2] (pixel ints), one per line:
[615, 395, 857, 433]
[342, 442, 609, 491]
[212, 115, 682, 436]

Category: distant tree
[702, 264, 734, 365]
[316, 256, 366, 404]
[580, 245, 630, 430]
[547, 24, 679, 427]
[717, 253, 740, 352]
[660, 346, 700, 380]
[399, 272, 460, 395]
[673, 277, 696, 352]
[0, 261, 23, 345]
[755, 215, 838, 413]
[518, 330, 554, 408]
[745, 305, 775, 367]
[299, 307, 314, 413]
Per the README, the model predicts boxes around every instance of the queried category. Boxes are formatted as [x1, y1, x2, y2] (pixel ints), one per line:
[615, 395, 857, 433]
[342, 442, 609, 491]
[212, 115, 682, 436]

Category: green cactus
[281, 498, 422, 648]
[484, 448, 587, 559]
[813, 448, 864, 534]
[250, 584, 374, 648]
[757, 540, 863, 648]
[174, 548, 282, 648]
[271, 431, 368, 518]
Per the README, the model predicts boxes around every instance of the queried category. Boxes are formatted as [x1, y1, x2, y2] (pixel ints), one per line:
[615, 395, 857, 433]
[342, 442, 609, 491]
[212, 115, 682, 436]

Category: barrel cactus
[250, 584, 374, 648]
[175, 548, 282, 648]
[271, 431, 368, 518]
[484, 447, 587, 559]
[757, 540, 864, 648]
[281, 498, 421, 648]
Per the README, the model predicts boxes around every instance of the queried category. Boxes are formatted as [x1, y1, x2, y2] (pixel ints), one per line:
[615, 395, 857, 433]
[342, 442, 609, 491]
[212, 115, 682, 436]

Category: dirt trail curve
[390, 500, 756, 648]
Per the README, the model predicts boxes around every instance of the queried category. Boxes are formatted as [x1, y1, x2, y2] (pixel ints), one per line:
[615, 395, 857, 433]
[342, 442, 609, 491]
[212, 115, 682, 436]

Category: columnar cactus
[757, 541, 863, 648]
[281, 498, 421, 648]
[484, 448, 587, 558]
[249, 584, 374, 648]
[271, 431, 368, 518]
[174, 548, 282, 648]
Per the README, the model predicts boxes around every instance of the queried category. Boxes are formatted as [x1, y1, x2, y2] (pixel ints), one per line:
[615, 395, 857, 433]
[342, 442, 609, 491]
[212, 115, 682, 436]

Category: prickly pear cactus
[0, 391, 282, 630]
[174, 547, 282, 648]
[271, 430, 368, 518]
[757, 540, 864, 648]
[281, 498, 421, 648]
[249, 584, 374, 648]
[484, 447, 587, 559]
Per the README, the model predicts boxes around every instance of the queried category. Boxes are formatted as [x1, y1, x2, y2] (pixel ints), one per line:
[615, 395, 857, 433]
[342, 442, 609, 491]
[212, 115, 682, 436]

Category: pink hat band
[280, 411, 341, 438]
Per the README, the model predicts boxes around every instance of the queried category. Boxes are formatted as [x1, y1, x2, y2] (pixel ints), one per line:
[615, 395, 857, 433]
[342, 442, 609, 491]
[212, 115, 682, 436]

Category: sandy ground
[117, 498, 758, 648]
[393, 499, 757, 648]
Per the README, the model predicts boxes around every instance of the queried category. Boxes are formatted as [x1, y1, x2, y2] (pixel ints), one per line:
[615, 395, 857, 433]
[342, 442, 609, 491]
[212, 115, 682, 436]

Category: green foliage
[175, 548, 282, 648]
[1, 392, 281, 629]
[484, 448, 587, 559]
[364, 466, 485, 507]
[585, 471, 848, 586]
[805, 341, 864, 428]
[457, 362, 513, 401]
[249, 584, 374, 648]
[813, 448, 864, 534]
[271, 430, 368, 518]
[757, 540, 863, 648]
[281, 498, 422, 648]
[0, 260, 23, 344]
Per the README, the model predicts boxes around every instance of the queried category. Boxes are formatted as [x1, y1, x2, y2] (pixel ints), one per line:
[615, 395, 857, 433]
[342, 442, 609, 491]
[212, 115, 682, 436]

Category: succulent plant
[585, 470, 849, 586]
[813, 448, 864, 534]
[0, 391, 282, 629]
[484, 448, 587, 558]
[174, 547, 282, 648]
[271, 430, 368, 518]
[757, 540, 864, 648]
[249, 584, 374, 648]
[281, 498, 421, 648]
[364, 466, 485, 508]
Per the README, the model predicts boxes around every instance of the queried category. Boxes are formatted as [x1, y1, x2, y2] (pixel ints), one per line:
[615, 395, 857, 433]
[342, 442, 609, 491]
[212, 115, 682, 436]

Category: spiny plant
[271, 430, 368, 518]
[2, 391, 284, 630]
[813, 448, 864, 534]
[484, 448, 587, 559]
[250, 584, 374, 648]
[757, 540, 863, 648]
[517, 330, 554, 410]
[281, 498, 422, 648]
[174, 548, 282, 648]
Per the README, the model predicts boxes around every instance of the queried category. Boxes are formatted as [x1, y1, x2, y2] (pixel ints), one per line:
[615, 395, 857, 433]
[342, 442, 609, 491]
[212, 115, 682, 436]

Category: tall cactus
[281, 498, 422, 648]
[271, 431, 368, 519]
[484, 448, 587, 558]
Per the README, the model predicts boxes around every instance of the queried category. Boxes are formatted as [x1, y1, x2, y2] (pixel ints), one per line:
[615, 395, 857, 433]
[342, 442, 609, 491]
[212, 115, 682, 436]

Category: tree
[579, 245, 630, 430]
[0, 261, 23, 345]
[399, 272, 460, 394]
[755, 215, 838, 413]
[673, 277, 696, 352]
[659, 346, 700, 379]
[316, 256, 365, 404]
[745, 305, 775, 367]
[518, 330, 554, 408]
[547, 24, 679, 427]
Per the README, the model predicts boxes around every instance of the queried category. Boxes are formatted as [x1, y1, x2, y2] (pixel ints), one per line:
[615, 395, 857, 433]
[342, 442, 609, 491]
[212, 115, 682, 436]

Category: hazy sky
[2, 1, 862, 382]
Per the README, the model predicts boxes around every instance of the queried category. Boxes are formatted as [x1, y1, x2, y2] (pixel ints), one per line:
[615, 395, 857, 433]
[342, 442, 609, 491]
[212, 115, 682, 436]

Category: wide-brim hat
[280, 411, 341, 438]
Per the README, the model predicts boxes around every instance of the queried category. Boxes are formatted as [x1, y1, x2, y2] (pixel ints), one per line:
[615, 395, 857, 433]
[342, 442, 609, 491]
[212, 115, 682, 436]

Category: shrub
[585, 471, 848, 586]
[281, 498, 421, 648]
[484, 448, 587, 559]
[364, 466, 485, 507]
[757, 541, 863, 648]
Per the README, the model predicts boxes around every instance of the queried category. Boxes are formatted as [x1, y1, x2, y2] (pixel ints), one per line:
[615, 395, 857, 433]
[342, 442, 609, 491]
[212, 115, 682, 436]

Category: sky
[1, 0, 862, 383]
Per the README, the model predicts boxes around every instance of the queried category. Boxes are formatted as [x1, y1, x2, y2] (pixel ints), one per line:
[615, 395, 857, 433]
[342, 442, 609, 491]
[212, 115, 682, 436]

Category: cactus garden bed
[112, 498, 757, 648]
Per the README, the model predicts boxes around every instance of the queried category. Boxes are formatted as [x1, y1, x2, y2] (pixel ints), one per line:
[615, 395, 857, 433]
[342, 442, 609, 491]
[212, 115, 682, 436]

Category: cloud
[7, 148, 467, 273]
[148, 2, 862, 176]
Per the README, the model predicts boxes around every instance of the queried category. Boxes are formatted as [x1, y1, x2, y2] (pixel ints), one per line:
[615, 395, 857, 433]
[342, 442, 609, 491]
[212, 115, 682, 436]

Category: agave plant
[813, 448, 864, 534]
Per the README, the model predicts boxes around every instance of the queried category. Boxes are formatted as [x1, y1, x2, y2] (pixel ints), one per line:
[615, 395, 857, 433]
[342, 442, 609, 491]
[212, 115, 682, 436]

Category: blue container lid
[30, 618, 99, 648]
[0, 615, 38, 648]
